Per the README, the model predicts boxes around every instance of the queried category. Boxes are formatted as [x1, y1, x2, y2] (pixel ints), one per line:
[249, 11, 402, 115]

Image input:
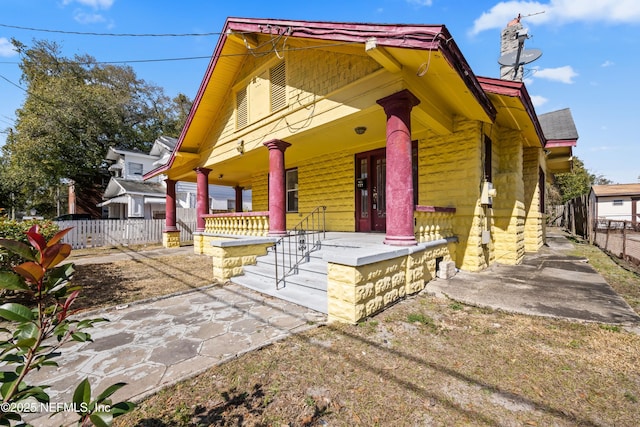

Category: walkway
[426, 230, 640, 325]
[26, 283, 326, 426]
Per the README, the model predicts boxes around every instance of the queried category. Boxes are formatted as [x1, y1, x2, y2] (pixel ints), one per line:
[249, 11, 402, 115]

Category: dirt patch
[70, 251, 214, 312]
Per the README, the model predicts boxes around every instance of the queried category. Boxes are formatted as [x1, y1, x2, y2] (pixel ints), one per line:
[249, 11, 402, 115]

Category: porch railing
[414, 206, 456, 242]
[203, 211, 270, 236]
[274, 206, 327, 289]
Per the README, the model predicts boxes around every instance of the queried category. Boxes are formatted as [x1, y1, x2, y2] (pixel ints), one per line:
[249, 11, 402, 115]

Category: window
[286, 168, 298, 213]
[613, 200, 624, 206]
[128, 162, 143, 176]
[539, 167, 545, 213]
[235, 60, 287, 129]
[483, 135, 492, 182]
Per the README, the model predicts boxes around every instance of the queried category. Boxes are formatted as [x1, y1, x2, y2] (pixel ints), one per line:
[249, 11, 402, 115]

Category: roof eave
[477, 76, 546, 146]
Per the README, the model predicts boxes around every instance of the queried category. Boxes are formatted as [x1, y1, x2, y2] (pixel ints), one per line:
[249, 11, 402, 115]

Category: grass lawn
[25, 237, 640, 426]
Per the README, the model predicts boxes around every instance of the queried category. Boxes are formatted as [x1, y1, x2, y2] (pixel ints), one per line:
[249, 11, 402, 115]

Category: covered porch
[193, 207, 457, 323]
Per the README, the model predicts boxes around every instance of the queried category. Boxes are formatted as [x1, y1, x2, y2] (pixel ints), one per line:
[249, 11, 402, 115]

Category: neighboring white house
[589, 184, 640, 223]
[99, 136, 251, 219]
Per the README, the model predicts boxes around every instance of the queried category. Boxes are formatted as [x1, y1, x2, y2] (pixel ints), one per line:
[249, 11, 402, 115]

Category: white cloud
[406, 0, 433, 6]
[470, 0, 640, 35]
[601, 60, 614, 67]
[530, 95, 548, 107]
[0, 38, 17, 57]
[533, 65, 578, 83]
[589, 145, 615, 152]
[73, 11, 106, 24]
[62, 0, 114, 9]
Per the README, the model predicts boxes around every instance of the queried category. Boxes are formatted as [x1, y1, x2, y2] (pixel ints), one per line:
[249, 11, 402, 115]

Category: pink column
[377, 89, 420, 246]
[234, 186, 243, 212]
[263, 139, 291, 237]
[164, 178, 178, 232]
[195, 167, 211, 232]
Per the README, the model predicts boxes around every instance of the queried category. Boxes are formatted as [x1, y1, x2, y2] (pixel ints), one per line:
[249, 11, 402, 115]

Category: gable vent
[270, 61, 287, 112]
[236, 86, 248, 129]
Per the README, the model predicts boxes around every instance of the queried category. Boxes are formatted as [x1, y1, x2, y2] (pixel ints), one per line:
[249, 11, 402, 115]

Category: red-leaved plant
[0, 225, 134, 426]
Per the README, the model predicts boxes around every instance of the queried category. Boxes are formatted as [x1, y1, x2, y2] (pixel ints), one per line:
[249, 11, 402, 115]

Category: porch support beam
[195, 167, 211, 232]
[164, 178, 178, 232]
[377, 89, 420, 246]
[264, 139, 292, 237]
[234, 186, 244, 212]
[365, 38, 402, 73]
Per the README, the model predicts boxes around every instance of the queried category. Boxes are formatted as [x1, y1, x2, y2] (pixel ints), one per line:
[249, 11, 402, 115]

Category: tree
[1, 39, 192, 217]
[553, 156, 611, 203]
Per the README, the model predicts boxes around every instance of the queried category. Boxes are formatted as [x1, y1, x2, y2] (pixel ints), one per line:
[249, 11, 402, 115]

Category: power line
[0, 22, 221, 37]
[0, 40, 362, 66]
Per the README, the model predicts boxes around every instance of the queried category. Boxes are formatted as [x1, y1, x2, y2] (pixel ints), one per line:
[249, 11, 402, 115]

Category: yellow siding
[492, 127, 526, 265]
[523, 147, 544, 251]
[252, 151, 355, 231]
[288, 48, 381, 105]
[251, 172, 269, 212]
[418, 118, 487, 271]
[294, 151, 355, 231]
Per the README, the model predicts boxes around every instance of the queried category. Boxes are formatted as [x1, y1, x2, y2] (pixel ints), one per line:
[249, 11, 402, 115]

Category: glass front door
[355, 148, 386, 232]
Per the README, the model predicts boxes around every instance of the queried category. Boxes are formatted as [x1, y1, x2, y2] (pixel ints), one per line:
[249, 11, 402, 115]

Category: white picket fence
[54, 219, 197, 249]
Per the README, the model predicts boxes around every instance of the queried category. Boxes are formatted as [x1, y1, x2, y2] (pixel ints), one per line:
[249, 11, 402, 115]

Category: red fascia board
[477, 76, 546, 146]
[545, 139, 577, 148]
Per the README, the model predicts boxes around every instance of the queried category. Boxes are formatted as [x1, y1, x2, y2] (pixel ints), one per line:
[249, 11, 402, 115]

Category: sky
[0, 0, 639, 183]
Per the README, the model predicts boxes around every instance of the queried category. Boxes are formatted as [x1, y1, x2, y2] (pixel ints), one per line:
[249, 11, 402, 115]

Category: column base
[383, 234, 418, 246]
[162, 231, 181, 248]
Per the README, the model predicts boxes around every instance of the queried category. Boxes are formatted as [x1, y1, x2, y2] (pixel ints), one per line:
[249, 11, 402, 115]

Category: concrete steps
[230, 245, 328, 313]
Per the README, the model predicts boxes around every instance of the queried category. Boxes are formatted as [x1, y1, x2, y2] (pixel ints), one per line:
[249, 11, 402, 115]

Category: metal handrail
[273, 206, 326, 289]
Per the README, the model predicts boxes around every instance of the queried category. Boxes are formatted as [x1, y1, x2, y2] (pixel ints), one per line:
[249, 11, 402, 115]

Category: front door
[355, 148, 386, 232]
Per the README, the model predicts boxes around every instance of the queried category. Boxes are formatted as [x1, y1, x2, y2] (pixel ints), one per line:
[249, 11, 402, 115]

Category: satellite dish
[498, 48, 542, 66]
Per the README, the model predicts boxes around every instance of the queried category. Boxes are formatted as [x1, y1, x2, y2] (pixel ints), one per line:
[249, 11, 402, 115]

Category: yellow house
[145, 17, 574, 323]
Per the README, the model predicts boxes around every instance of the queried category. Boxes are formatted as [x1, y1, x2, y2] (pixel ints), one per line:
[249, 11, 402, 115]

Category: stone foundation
[326, 238, 456, 323]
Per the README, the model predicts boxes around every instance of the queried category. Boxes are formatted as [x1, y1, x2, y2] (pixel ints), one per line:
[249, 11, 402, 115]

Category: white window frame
[286, 168, 298, 213]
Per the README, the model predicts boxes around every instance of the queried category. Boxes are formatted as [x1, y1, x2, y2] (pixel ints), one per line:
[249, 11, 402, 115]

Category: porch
[194, 208, 457, 323]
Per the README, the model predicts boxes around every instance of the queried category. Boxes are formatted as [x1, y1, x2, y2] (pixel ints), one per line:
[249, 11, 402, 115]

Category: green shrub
[0, 218, 60, 271]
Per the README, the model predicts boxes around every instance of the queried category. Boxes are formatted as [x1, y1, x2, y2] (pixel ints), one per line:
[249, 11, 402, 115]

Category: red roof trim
[545, 139, 577, 148]
[477, 76, 546, 146]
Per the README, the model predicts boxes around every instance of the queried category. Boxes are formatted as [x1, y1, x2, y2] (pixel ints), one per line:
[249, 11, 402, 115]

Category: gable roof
[591, 184, 640, 198]
[145, 17, 498, 181]
[103, 178, 165, 199]
[538, 108, 578, 142]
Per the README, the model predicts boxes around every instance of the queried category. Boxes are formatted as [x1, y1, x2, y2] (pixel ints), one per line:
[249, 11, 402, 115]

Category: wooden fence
[592, 219, 640, 266]
[54, 218, 197, 249]
[562, 194, 589, 239]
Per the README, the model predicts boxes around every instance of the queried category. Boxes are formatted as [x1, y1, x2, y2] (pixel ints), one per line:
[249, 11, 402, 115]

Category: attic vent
[270, 61, 287, 112]
[236, 60, 287, 129]
[236, 86, 248, 129]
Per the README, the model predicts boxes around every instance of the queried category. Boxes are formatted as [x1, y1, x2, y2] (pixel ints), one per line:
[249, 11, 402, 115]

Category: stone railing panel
[203, 212, 270, 237]
[414, 206, 456, 243]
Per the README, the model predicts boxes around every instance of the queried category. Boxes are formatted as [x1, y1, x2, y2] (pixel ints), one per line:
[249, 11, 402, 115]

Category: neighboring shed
[590, 184, 640, 224]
